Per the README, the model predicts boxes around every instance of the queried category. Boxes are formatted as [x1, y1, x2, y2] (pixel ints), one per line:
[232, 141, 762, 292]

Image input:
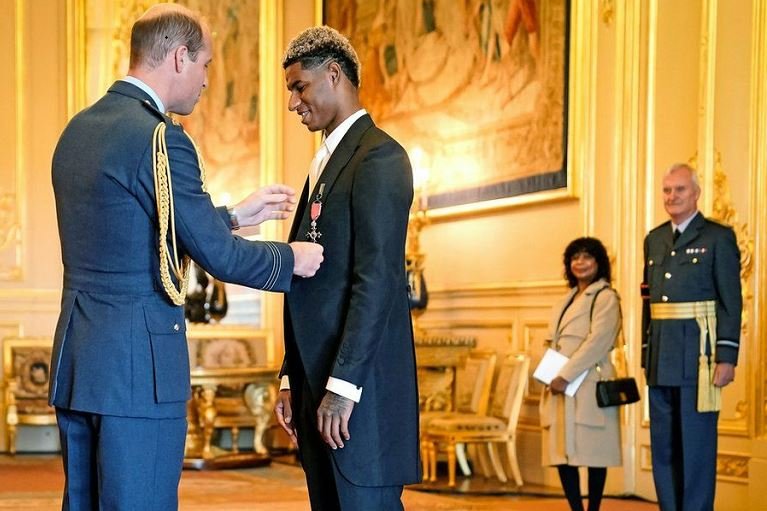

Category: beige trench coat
[539, 279, 622, 467]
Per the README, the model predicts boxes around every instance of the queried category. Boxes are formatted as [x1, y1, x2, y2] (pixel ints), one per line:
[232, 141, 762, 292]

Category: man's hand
[290, 242, 323, 277]
[232, 184, 297, 228]
[549, 376, 569, 395]
[713, 362, 736, 387]
[274, 389, 298, 447]
[317, 391, 354, 450]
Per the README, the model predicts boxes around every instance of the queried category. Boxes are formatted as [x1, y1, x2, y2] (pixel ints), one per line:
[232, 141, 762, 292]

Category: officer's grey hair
[130, 4, 206, 70]
[282, 26, 361, 88]
[665, 163, 700, 190]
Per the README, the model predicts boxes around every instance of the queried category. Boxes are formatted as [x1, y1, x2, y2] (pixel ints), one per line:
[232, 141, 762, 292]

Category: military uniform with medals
[641, 211, 741, 511]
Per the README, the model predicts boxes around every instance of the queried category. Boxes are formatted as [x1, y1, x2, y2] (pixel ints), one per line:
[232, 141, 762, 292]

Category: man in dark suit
[274, 26, 421, 511]
[50, 4, 323, 510]
[642, 163, 742, 511]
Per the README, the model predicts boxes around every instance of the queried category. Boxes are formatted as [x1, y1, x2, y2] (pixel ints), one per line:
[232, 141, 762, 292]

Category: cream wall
[0, 0, 68, 452]
[2, 1, 767, 509]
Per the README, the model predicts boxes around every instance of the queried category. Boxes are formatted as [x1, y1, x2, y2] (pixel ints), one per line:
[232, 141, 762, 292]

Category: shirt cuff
[280, 375, 290, 391]
[326, 377, 362, 403]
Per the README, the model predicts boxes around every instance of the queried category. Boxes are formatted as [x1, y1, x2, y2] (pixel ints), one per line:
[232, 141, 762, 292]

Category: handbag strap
[590, 285, 630, 380]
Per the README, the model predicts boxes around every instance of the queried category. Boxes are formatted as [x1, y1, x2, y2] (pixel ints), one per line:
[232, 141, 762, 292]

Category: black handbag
[589, 287, 641, 408]
[596, 377, 640, 408]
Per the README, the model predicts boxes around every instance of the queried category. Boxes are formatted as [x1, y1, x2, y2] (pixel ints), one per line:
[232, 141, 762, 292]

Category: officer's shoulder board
[140, 99, 183, 129]
[648, 220, 672, 235]
[703, 216, 734, 231]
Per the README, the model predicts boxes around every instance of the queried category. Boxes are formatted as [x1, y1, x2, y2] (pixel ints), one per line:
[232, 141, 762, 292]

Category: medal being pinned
[307, 183, 325, 243]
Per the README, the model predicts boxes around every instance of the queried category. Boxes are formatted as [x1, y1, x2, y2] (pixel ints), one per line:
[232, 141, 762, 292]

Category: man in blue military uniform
[50, 4, 323, 510]
[641, 163, 742, 511]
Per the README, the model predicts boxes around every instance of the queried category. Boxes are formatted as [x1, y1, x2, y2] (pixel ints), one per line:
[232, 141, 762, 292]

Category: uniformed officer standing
[49, 4, 324, 510]
[642, 163, 742, 511]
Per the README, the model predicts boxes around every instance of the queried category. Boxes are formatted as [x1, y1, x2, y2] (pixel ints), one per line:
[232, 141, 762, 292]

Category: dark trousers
[55, 408, 187, 511]
[649, 386, 718, 511]
[294, 380, 404, 511]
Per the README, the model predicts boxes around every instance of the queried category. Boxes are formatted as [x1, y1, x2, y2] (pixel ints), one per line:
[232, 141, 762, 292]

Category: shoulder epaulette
[140, 99, 167, 123]
[704, 216, 733, 230]
[649, 220, 672, 234]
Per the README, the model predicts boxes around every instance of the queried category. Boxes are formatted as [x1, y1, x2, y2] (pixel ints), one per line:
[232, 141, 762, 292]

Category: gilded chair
[419, 349, 497, 481]
[2, 337, 57, 454]
[423, 353, 530, 487]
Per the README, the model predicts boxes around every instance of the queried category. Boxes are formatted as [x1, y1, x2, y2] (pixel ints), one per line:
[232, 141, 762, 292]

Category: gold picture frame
[320, 0, 596, 221]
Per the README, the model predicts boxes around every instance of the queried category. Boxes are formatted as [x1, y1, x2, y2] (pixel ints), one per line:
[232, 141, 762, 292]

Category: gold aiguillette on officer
[307, 183, 325, 243]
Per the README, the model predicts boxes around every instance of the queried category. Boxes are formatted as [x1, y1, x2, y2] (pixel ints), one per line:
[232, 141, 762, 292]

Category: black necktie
[673, 228, 681, 242]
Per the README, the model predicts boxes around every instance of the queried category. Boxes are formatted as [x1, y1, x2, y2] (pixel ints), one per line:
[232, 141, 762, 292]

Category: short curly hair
[282, 26, 361, 88]
[563, 237, 612, 288]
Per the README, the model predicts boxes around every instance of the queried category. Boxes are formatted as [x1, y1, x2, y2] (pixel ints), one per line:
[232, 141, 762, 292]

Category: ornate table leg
[244, 381, 276, 455]
[197, 385, 218, 459]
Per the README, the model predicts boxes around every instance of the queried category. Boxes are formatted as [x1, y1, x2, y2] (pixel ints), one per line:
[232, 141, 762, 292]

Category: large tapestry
[324, 0, 569, 212]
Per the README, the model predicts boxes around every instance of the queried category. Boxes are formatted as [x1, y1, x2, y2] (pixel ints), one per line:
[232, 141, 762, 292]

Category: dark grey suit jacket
[282, 114, 421, 486]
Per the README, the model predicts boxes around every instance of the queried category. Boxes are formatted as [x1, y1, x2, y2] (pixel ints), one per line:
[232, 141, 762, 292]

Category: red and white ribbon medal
[307, 183, 325, 243]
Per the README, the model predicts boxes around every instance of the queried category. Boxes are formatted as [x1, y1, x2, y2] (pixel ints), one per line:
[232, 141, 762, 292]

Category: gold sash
[650, 300, 720, 412]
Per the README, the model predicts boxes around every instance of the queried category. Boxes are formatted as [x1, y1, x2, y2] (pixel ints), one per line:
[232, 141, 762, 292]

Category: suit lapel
[674, 212, 705, 248]
[288, 178, 311, 242]
[295, 115, 375, 239]
[556, 280, 608, 336]
[311, 115, 373, 200]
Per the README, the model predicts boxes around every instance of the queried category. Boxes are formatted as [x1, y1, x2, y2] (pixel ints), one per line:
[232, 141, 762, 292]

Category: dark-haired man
[274, 26, 420, 510]
[642, 163, 741, 511]
[50, 4, 323, 509]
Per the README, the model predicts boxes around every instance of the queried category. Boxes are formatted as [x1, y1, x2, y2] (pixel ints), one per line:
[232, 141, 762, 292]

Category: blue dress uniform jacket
[50, 81, 294, 420]
[282, 115, 421, 493]
[641, 212, 741, 511]
[641, 213, 742, 385]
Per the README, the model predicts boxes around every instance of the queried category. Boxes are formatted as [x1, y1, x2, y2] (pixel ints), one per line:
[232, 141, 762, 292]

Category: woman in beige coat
[540, 237, 622, 511]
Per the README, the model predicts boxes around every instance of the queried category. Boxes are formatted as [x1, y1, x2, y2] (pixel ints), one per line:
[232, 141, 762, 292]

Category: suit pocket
[144, 305, 190, 403]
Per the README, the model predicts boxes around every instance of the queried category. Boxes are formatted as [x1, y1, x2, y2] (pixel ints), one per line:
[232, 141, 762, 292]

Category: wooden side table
[184, 366, 279, 470]
[415, 335, 477, 412]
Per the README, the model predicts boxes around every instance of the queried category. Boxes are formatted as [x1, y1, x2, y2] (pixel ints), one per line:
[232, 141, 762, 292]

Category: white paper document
[533, 348, 588, 397]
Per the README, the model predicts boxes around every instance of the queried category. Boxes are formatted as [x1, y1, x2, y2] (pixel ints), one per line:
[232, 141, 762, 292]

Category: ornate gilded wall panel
[0, 1, 24, 281]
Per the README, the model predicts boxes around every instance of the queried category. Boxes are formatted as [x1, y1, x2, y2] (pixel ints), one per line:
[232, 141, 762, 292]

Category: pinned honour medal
[307, 183, 325, 243]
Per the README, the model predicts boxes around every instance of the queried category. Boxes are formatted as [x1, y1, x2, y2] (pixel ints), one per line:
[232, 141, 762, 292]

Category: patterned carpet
[0, 455, 658, 510]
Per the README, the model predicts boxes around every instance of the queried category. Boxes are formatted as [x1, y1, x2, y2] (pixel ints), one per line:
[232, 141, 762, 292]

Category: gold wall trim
[66, 0, 86, 118]
[697, 0, 718, 213]
[314, 0, 322, 26]
[641, 444, 750, 483]
[600, 0, 614, 25]
[717, 452, 750, 484]
[612, 0, 644, 370]
[750, 0, 767, 439]
[428, 280, 567, 297]
[571, 0, 598, 233]
[643, 0, 658, 234]
[2, 0, 25, 281]
[418, 320, 515, 331]
[425, 190, 576, 223]
[259, 0, 284, 335]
